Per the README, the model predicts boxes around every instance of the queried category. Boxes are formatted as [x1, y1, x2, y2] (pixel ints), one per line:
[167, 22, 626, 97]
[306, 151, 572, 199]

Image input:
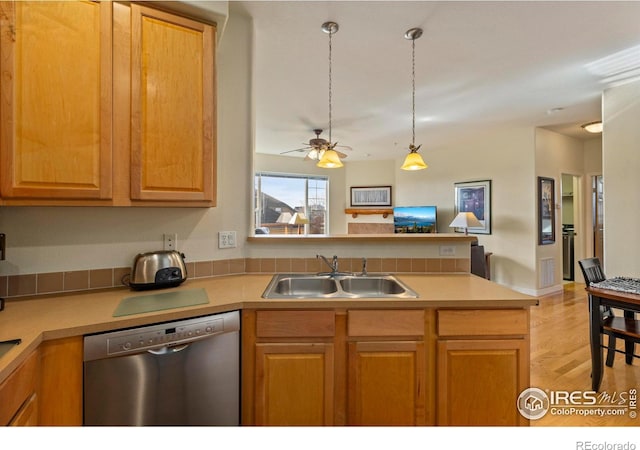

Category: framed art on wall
[350, 186, 392, 207]
[538, 176, 555, 245]
[454, 180, 491, 234]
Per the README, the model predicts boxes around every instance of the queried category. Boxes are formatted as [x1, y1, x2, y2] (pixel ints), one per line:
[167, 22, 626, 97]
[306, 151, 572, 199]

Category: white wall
[602, 79, 640, 277]
[535, 128, 591, 291]
[395, 126, 538, 294]
[0, 5, 254, 275]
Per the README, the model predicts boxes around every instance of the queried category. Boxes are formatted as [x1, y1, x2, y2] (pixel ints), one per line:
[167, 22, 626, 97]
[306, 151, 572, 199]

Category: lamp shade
[276, 212, 293, 224]
[317, 149, 344, 168]
[401, 151, 428, 171]
[449, 212, 482, 234]
[289, 212, 309, 225]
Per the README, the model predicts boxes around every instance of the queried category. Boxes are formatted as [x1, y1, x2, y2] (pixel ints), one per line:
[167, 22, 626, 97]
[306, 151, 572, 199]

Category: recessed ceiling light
[581, 121, 603, 133]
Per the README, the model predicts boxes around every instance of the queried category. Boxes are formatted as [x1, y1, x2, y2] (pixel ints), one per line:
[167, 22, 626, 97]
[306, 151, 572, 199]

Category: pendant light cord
[328, 27, 333, 145]
[411, 36, 416, 147]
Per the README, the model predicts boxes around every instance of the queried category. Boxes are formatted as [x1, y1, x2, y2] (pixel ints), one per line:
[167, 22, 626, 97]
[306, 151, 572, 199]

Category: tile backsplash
[0, 256, 469, 299]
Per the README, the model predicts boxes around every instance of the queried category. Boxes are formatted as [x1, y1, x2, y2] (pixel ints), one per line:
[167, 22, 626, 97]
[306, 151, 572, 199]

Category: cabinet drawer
[256, 310, 335, 338]
[348, 310, 424, 337]
[437, 309, 529, 337]
[0, 350, 38, 425]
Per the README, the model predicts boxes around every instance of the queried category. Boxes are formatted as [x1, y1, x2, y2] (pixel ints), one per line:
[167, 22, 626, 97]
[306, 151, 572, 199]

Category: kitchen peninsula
[0, 270, 537, 426]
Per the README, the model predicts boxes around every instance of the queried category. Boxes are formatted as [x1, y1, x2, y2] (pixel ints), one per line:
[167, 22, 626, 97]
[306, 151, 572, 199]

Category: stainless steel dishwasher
[83, 310, 240, 426]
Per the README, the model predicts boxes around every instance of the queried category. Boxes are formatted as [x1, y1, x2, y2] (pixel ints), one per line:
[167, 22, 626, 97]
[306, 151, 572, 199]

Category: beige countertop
[0, 273, 537, 383]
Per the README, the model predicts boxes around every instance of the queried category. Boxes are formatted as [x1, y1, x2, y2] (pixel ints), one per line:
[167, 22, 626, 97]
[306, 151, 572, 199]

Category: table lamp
[449, 212, 482, 235]
[289, 212, 310, 234]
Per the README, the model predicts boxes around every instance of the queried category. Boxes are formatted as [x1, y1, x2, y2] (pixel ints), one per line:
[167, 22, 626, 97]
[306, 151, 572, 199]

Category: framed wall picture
[538, 176, 555, 245]
[454, 180, 491, 234]
[350, 186, 392, 207]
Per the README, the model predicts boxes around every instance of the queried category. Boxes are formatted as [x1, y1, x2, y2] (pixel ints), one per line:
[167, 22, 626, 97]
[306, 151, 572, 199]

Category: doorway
[592, 175, 604, 264]
[561, 174, 581, 281]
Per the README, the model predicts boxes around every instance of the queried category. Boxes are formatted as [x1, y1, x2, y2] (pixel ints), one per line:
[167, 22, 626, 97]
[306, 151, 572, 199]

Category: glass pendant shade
[317, 149, 344, 168]
[401, 151, 427, 171]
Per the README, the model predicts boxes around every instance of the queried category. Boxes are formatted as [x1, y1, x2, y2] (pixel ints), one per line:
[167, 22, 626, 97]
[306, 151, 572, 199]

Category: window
[254, 172, 328, 235]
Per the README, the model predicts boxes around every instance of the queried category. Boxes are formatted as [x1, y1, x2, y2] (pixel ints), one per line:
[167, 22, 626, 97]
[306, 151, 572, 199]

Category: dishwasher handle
[147, 344, 190, 355]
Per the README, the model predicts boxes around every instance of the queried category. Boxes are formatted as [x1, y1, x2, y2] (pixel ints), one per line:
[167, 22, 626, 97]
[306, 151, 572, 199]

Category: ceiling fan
[280, 129, 351, 161]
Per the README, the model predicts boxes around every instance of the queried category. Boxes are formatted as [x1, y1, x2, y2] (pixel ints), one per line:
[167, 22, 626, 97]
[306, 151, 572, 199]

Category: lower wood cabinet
[437, 338, 529, 425]
[0, 349, 38, 426]
[0, 335, 83, 427]
[9, 393, 38, 426]
[243, 307, 530, 426]
[436, 309, 530, 426]
[348, 340, 426, 425]
[255, 342, 334, 425]
[39, 336, 83, 426]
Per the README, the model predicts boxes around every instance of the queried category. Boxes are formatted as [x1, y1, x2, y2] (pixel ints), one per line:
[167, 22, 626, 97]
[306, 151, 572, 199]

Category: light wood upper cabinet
[129, 4, 216, 203]
[0, 1, 216, 206]
[0, 0, 112, 200]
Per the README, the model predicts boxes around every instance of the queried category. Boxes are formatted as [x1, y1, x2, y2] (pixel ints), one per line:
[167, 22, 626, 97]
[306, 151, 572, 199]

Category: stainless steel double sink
[262, 273, 419, 299]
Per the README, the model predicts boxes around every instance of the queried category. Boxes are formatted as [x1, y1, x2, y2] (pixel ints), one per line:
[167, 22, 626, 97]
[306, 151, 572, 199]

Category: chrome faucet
[361, 257, 367, 276]
[317, 254, 339, 274]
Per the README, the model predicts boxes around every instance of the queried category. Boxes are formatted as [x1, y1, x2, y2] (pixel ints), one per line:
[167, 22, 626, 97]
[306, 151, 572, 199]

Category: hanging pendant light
[401, 27, 427, 171]
[317, 21, 344, 169]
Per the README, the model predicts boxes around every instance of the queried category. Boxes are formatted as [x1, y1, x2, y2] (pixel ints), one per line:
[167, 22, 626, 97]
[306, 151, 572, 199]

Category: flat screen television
[393, 206, 437, 233]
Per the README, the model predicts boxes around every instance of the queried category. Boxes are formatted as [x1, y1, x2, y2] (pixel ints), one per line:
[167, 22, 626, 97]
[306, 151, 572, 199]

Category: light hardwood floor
[530, 282, 639, 426]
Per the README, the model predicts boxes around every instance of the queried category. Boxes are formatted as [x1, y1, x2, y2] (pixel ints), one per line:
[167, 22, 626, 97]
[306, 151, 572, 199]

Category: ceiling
[233, 1, 640, 162]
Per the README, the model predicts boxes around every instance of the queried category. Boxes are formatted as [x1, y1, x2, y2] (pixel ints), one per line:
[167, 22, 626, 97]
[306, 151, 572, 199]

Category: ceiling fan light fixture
[401, 27, 427, 172]
[317, 148, 344, 168]
[581, 121, 603, 133]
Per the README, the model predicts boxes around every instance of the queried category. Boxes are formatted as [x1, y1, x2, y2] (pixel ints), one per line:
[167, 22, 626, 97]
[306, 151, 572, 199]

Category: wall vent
[539, 257, 555, 288]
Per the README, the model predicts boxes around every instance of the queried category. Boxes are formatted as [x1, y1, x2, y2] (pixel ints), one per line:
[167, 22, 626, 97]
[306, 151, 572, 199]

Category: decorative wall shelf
[345, 208, 393, 218]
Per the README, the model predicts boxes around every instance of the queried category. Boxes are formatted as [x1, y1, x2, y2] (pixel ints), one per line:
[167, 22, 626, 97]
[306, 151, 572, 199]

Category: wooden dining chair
[578, 258, 640, 367]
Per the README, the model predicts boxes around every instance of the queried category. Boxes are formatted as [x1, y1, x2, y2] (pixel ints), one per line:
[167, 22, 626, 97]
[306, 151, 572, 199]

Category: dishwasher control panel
[106, 317, 224, 356]
[83, 311, 240, 360]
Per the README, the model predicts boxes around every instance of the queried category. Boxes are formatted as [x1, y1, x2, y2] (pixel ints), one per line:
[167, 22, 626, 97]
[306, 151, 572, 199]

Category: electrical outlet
[163, 233, 178, 251]
[439, 245, 456, 256]
[219, 231, 237, 249]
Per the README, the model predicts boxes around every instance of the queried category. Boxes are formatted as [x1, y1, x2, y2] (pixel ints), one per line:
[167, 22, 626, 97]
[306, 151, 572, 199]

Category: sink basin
[339, 276, 408, 296]
[271, 276, 338, 296]
[262, 273, 418, 299]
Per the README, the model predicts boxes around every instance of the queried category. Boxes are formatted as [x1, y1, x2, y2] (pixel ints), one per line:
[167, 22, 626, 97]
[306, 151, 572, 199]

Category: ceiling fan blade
[280, 146, 310, 154]
[335, 150, 348, 159]
[335, 144, 352, 151]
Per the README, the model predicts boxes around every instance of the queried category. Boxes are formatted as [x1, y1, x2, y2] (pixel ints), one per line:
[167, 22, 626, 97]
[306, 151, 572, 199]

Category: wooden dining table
[585, 284, 640, 391]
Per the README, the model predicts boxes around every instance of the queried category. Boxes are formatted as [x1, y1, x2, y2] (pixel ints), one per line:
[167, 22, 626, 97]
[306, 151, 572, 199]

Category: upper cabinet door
[0, 1, 113, 200]
[130, 5, 216, 203]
